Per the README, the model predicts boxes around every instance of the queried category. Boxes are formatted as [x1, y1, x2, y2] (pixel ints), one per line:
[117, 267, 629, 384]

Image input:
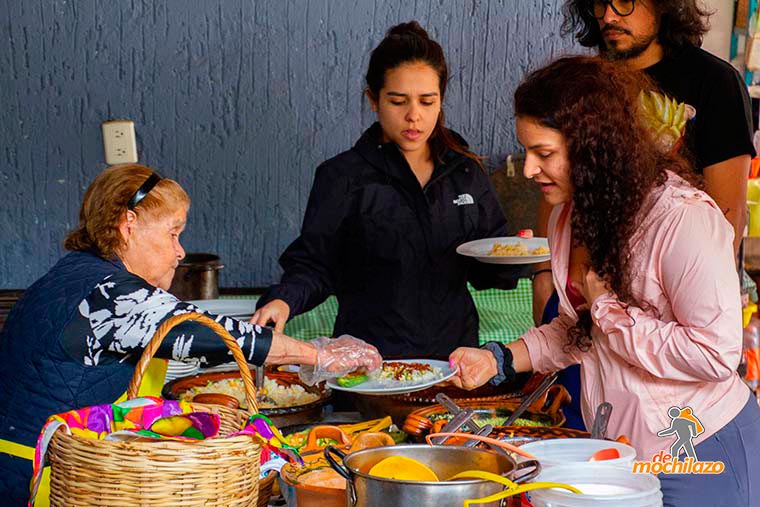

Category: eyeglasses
[590, 0, 636, 19]
[127, 172, 162, 210]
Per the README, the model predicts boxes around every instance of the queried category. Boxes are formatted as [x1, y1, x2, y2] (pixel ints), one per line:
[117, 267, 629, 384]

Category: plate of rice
[327, 359, 457, 395]
[456, 237, 550, 265]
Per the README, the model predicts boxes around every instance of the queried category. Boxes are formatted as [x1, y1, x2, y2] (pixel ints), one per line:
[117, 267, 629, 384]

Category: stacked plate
[201, 362, 246, 373]
[164, 359, 201, 383]
[188, 298, 259, 320]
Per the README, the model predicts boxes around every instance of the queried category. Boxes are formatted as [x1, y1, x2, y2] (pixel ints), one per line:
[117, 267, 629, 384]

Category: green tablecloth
[278, 279, 533, 345]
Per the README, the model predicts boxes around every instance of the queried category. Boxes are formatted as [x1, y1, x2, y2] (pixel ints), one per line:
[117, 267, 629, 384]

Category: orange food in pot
[299, 468, 347, 489]
[368, 456, 439, 481]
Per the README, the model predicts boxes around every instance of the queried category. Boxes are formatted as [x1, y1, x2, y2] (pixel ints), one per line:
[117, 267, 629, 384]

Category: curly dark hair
[562, 0, 711, 53]
[514, 56, 693, 350]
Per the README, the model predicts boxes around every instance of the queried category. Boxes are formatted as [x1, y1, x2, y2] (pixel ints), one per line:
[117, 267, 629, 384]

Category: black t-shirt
[645, 45, 755, 172]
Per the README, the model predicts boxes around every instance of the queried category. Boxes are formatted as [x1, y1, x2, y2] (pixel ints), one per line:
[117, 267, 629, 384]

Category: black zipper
[423, 155, 468, 195]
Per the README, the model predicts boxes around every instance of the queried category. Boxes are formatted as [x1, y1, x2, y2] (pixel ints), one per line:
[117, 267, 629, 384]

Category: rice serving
[180, 377, 320, 410]
[488, 241, 549, 256]
[371, 361, 443, 387]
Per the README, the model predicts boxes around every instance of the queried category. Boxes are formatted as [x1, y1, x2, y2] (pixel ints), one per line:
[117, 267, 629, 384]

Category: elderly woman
[449, 57, 760, 506]
[0, 164, 381, 504]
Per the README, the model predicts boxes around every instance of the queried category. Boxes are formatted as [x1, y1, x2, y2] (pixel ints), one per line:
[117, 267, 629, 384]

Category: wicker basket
[257, 472, 277, 507]
[45, 313, 263, 507]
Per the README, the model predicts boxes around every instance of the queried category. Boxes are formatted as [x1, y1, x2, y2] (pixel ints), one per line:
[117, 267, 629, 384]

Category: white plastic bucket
[528, 463, 662, 507]
[519, 438, 637, 468]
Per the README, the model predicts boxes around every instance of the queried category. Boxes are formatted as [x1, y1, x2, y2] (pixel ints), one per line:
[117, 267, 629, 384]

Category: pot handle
[512, 459, 541, 484]
[426, 432, 538, 460]
[324, 445, 357, 505]
[446, 470, 581, 507]
[303, 425, 351, 452]
[534, 384, 571, 416]
[181, 263, 225, 273]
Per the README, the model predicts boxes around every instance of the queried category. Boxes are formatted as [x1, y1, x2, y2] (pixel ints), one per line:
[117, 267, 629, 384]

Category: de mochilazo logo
[632, 406, 725, 475]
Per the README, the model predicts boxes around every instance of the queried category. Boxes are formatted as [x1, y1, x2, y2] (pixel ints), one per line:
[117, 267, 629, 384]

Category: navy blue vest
[0, 251, 137, 447]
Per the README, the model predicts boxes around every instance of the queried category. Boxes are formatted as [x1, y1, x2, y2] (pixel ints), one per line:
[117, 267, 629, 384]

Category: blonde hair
[64, 164, 190, 258]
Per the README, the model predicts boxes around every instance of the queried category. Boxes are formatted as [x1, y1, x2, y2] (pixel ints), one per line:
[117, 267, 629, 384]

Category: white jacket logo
[453, 193, 474, 206]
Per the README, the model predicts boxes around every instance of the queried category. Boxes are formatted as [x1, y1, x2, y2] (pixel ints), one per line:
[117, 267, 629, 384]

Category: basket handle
[126, 312, 259, 415]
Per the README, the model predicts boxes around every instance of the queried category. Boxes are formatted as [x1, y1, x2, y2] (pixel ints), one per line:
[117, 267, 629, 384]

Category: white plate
[187, 299, 259, 319]
[456, 237, 550, 265]
[326, 359, 457, 395]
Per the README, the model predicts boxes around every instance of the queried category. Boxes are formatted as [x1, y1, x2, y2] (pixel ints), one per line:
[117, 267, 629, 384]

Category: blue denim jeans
[659, 391, 760, 507]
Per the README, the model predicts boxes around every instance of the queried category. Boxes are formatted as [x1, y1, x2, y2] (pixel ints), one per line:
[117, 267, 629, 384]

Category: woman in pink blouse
[449, 56, 759, 506]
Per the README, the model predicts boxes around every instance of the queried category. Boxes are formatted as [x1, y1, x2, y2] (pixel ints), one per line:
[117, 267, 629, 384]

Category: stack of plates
[164, 359, 200, 383]
[188, 298, 259, 321]
[201, 362, 245, 373]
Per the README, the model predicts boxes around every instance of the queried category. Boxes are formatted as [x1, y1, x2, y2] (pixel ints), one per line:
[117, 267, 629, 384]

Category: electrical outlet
[505, 153, 525, 177]
[102, 120, 138, 165]
[506, 154, 516, 177]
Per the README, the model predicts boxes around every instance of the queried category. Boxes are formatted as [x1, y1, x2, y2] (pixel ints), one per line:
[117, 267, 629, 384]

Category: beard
[600, 28, 658, 61]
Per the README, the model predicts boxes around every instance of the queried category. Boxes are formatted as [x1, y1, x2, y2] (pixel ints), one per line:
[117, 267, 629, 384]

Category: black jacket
[259, 124, 527, 356]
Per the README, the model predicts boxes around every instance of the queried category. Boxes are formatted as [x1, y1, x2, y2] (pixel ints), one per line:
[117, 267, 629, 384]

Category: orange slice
[589, 447, 622, 462]
[368, 456, 439, 482]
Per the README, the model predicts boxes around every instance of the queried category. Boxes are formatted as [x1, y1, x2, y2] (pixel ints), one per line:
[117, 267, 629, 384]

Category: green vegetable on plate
[336, 371, 369, 387]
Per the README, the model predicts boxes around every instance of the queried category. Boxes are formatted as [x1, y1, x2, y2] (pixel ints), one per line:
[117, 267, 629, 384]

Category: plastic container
[742, 302, 760, 392]
[528, 463, 662, 507]
[749, 201, 760, 237]
[519, 438, 637, 468]
[748, 177, 760, 202]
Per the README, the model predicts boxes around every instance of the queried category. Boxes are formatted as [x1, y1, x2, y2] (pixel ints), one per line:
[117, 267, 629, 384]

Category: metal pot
[325, 444, 540, 507]
[169, 253, 224, 300]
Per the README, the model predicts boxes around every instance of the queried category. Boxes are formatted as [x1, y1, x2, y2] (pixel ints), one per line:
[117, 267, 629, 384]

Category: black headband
[127, 172, 162, 210]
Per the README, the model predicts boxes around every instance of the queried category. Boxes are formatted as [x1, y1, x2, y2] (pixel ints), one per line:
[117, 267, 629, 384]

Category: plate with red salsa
[327, 359, 457, 395]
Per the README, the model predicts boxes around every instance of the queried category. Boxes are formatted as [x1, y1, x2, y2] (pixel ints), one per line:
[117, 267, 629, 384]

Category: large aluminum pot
[325, 444, 539, 507]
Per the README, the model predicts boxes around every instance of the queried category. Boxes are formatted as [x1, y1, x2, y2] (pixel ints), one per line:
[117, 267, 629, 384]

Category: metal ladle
[590, 402, 613, 440]
[254, 365, 275, 405]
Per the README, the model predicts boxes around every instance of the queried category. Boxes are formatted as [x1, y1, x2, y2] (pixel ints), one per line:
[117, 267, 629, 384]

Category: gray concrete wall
[0, 0, 578, 288]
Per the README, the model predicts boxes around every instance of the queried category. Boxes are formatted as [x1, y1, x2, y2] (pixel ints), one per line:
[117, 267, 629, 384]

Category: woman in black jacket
[254, 21, 524, 357]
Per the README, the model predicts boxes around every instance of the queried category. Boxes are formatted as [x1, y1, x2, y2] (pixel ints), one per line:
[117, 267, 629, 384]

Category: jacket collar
[352, 122, 470, 185]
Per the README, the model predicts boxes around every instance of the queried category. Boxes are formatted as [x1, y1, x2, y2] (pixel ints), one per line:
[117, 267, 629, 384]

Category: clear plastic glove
[299, 335, 383, 386]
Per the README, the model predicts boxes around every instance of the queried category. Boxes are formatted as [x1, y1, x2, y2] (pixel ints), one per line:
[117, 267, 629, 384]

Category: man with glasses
[535, 2, 756, 334]
[557, 0, 753, 265]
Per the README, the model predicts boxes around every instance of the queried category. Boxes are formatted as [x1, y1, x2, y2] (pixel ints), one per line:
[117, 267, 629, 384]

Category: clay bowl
[163, 368, 331, 427]
[402, 385, 571, 438]
[489, 425, 591, 446]
[279, 452, 346, 507]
